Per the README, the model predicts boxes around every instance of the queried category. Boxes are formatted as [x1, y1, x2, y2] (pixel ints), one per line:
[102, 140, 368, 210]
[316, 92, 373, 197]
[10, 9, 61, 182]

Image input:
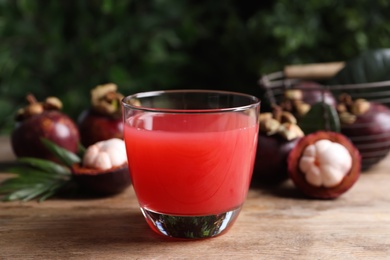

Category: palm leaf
[78, 143, 86, 157]
[0, 175, 70, 202]
[0, 138, 82, 202]
[6, 166, 68, 180]
[0, 181, 33, 192]
[38, 188, 59, 202]
[17, 157, 71, 175]
[40, 138, 81, 167]
[2, 184, 46, 201]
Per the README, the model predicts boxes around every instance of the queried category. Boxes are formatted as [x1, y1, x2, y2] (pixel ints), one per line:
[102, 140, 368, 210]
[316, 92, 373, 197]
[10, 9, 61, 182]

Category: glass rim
[121, 89, 260, 114]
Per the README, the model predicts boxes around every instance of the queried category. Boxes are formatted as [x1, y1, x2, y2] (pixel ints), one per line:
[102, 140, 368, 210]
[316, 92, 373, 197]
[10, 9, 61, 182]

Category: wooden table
[1, 136, 390, 259]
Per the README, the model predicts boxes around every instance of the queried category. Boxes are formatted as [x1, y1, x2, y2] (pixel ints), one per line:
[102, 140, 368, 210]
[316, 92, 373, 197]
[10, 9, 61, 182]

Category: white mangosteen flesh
[298, 139, 352, 188]
[83, 138, 127, 170]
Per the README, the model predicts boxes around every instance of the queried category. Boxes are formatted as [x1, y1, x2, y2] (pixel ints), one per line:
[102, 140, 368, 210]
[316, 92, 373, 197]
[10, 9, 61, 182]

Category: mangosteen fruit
[288, 131, 361, 199]
[11, 94, 80, 162]
[253, 108, 304, 186]
[281, 81, 337, 118]
[71, 138, 131, 195]
[337, 94, 390, 170]
[78, 83, 124, 147]
[294, 81, 337, 107]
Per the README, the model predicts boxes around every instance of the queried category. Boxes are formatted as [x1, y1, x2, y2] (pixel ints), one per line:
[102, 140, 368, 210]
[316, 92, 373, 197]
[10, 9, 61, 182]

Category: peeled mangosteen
[71, 138, 131, 195]
[78, 83, 124, 147]
[11, 94, 80, 162]
[288, 131, 361, 199]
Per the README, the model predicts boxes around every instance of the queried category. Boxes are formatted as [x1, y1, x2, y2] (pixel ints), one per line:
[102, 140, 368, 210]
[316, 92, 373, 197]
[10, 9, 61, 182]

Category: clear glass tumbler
[122, 90, 260, 239]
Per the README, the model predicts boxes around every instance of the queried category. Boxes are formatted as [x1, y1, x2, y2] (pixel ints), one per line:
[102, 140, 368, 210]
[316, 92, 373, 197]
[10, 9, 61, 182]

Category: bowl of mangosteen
[254, 48, 390, 199]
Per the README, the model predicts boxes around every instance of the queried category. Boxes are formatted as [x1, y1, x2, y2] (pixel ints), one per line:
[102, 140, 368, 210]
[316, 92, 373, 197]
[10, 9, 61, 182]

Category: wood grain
[1, 136, 390, 259]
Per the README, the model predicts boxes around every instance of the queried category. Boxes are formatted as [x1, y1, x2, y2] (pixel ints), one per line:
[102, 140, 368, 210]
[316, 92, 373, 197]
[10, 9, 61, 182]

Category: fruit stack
[255, 49, 390, 199]
[2, 84, 131, 201]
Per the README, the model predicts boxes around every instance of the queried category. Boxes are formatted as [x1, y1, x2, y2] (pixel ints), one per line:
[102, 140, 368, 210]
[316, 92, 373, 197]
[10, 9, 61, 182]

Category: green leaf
[78, 143, 86, 158]
[21, 185, 49, 202]
[298, 102, 340, 135]
[6, 166, 68, 180]
[40, 138, 81, 167]
[0, 176, 69, 202]
[0, 181, 32, 192]
[38, 189, 57, 202]
[2, 184, 44, 201]
[0, 177, 46, 188]
[0, 155, 73, 202]
[330, 49, 390, 84]
[17, 157, 71, 176]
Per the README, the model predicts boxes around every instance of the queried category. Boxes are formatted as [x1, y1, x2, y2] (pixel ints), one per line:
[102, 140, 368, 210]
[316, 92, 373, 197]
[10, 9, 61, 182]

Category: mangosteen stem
[339, 93, 353, 107]
[272, 105, 283, 122]
[26, 94, 38, 104]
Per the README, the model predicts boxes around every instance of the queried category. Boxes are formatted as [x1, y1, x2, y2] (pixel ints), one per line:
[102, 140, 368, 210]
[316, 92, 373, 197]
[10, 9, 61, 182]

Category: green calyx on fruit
[287, 131, 361, 199]
[91, 83, 124, 118]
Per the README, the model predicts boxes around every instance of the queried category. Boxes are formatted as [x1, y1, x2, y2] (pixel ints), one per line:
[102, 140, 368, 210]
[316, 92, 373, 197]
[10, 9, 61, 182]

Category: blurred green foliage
[1, 0, 390, 134]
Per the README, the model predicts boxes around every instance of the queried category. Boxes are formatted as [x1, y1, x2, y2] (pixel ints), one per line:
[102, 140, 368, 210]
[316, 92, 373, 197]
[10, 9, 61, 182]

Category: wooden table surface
[1, 135, 390, 259]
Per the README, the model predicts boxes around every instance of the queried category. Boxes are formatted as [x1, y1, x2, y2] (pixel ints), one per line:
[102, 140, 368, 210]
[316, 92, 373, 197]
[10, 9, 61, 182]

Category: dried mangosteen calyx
[91, 83, 124, 117]
[259, 114, 280, 135]
[259, 110, 304, 141]
[299, 139, 352, 188]
[43, 97, 63, 110]
[83, 138, 127, 170]
[279, 123, 305, 141]
[284, 89, 303, 101]
[15, 94, 63, 121]
[281, 90, 312, 117]
[351, 99, 370, 115]
[282, 81, 338, 118]
[337, 94, 371, 124]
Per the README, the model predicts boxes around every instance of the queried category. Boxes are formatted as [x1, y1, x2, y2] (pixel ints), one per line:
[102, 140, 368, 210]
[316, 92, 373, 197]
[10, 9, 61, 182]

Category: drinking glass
[122, 90, 260, 239]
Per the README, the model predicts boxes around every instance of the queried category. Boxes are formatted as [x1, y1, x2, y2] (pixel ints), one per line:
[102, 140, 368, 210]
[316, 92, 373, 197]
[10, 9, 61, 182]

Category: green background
[1, 0, 390, 133]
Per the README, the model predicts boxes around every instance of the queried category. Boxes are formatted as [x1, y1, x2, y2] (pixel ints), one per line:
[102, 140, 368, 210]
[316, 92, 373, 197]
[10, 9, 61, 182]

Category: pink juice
[124, 112, 258, 216]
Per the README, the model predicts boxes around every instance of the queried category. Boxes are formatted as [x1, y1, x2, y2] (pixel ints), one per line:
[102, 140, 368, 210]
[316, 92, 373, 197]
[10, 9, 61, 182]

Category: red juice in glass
[124, 113, 258, 215]
[122, 90, 260, 239]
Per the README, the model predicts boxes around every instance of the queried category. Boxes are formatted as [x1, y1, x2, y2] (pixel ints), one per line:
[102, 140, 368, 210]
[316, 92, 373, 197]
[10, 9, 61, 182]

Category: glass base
[140, 206, 242, 239]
